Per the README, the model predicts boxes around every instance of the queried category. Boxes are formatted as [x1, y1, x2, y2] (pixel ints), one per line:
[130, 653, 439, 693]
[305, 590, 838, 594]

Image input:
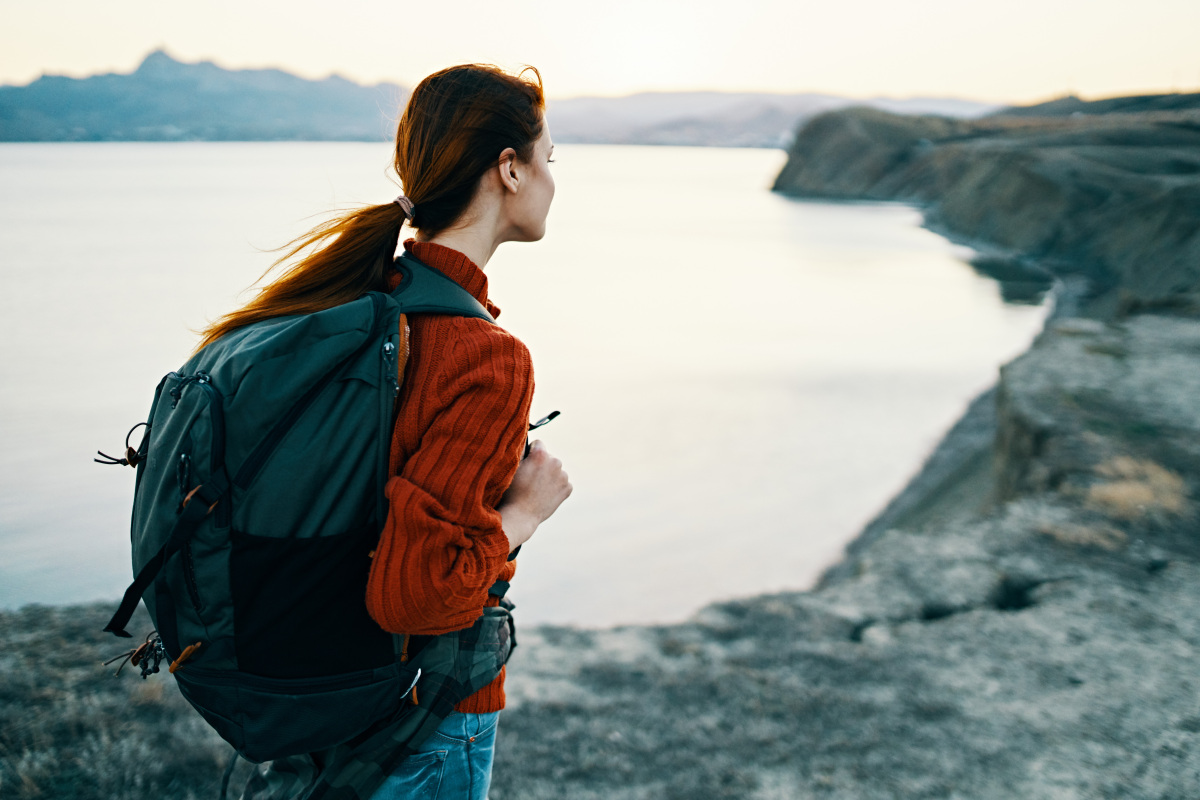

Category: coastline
[489, 105, 1200, 796]
[6, 252, 1195, 800]
[0, 271, 1054, 797]
[819, 243, 1093, 584]
[487, 296, 1200, 799]
[3, 105, 1200, 797]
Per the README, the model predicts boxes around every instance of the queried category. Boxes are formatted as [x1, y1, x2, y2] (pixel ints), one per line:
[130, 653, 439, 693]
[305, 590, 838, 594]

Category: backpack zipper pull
[383, 341, 399, 397]
[169, 641, 203, 673]
[169, 371, 212, 408]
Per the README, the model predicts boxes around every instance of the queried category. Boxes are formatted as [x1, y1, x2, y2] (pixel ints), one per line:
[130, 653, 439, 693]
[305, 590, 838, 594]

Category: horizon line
[0, 48, 1044, 108]
[6, 48, 1199, 108]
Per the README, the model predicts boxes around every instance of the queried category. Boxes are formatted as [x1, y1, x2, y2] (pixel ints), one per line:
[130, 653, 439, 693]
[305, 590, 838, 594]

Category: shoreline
[4, 102, 1199, 796]
[818, 249, 1090, 586]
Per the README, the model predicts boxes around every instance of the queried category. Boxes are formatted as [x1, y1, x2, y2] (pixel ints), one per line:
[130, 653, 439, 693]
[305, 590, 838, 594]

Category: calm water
[0, 143, 1047, 627]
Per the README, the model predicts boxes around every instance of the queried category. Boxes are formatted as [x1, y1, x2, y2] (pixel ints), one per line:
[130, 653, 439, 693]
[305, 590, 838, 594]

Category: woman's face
[508, 120, 555, 242]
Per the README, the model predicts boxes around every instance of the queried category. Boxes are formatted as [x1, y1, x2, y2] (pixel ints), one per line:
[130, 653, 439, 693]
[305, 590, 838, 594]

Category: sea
[0, 142, 1049, 627]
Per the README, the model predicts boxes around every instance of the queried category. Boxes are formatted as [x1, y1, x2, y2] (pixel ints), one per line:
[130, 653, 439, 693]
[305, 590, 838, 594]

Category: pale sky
[3, 0, 1199, 103]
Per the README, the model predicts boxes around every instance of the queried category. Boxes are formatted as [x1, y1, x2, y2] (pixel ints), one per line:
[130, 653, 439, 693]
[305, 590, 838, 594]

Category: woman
[206, 64, 571, 799]
[364, 63, 571, 800]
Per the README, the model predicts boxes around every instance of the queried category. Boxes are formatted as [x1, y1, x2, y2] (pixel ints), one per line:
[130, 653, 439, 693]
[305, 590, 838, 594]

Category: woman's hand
[498, 440, 571, 553]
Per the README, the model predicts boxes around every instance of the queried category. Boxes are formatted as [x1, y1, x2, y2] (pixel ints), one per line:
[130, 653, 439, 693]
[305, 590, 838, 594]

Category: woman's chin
[510, 225, 547, 244]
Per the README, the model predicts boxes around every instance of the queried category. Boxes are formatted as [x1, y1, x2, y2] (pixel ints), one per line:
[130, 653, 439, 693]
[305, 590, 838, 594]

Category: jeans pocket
[430, 711, 500, 745]
[369, 750, 447, 800]
[469, 710, 500, 739]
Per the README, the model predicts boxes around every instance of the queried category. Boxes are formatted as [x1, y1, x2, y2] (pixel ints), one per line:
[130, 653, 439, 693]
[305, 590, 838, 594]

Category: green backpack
[101, 254, 517, 771]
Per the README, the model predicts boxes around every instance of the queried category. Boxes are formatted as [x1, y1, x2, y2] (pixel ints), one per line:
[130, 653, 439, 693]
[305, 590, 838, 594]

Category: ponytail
[195, 202, 407, 351]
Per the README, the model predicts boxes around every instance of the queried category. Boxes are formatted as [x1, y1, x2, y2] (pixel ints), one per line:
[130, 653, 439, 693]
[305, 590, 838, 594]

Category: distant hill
[0, 50, 407, 141]
[991, 91, 1200, 118]
[548, 92, 1000, 148]
[0, 51, 1000, 146]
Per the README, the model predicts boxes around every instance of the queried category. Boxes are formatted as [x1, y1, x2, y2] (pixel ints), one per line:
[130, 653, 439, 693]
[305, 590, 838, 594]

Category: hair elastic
[392, 195, 415, 220]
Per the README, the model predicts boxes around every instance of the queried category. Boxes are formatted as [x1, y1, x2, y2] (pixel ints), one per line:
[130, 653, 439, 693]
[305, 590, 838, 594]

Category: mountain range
[0, 50, 405, 142]
[0, 50, 1001, 147]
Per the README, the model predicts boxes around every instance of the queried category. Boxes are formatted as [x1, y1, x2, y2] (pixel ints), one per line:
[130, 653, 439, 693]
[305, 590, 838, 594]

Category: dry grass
[1085, 456, 1188, 520]
[1037, 521, 1128, 551]
[0, 603, 230, 800]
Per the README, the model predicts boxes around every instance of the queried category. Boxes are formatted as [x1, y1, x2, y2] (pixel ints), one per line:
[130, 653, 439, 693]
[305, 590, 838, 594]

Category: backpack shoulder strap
[391, 254, 496, 324]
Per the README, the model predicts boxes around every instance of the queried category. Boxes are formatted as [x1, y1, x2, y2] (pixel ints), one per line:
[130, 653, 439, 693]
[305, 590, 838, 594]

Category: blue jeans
[369, 711, 500, 800]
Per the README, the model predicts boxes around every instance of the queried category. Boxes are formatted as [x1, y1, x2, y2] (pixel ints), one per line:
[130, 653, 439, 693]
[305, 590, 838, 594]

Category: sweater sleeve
[365, 324, 534, 636]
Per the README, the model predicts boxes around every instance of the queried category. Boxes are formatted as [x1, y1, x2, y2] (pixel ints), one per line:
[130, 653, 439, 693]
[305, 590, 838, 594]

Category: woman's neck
[415, 230, 494, 270]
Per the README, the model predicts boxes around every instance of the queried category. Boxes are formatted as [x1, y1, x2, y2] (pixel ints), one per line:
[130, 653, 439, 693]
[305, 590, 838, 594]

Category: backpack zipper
[194, 374, 226, 467]
[167, 371, 226, 467]
[183, 540, 205, 612]
[170, 371, 227, 607]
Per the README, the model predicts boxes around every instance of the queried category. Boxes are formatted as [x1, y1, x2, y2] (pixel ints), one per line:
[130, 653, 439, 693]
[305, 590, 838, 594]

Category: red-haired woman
[213, 64, 572, 800]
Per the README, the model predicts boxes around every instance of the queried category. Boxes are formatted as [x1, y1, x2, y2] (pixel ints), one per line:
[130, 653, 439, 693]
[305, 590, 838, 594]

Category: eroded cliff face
[996, 316, 1200, 509]
[773, 106, 1200, 308]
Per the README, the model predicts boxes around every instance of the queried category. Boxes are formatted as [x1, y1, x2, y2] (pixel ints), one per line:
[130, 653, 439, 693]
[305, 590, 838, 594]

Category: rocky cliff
[772, 100, 1200, 311]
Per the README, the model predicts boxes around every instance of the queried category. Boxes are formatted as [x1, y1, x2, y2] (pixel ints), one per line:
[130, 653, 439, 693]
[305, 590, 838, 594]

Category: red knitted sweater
[365, 239, 532, 713]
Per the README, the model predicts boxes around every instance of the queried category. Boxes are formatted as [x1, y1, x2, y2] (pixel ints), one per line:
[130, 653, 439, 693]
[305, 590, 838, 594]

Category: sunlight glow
[1, 0, 1197, 102]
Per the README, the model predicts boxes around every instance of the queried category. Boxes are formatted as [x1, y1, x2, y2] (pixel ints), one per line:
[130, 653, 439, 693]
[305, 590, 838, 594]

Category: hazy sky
[3, 0, 1198, 102]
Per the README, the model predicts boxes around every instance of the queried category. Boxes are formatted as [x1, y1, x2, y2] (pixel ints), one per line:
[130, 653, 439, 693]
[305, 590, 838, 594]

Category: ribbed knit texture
[365, 239, 532, 713]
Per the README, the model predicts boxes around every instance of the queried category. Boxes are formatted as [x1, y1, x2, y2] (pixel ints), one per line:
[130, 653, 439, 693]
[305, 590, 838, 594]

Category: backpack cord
[219, 750, 239, 800]
[95, 422, 149, 467]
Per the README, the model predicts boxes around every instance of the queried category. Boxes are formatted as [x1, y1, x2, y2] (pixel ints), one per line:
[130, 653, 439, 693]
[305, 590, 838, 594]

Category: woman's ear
[497, 147, 520, 194]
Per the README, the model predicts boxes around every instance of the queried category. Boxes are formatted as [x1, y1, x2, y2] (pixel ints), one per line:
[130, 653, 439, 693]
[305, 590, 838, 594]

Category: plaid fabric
[241, 604, 515, 800]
